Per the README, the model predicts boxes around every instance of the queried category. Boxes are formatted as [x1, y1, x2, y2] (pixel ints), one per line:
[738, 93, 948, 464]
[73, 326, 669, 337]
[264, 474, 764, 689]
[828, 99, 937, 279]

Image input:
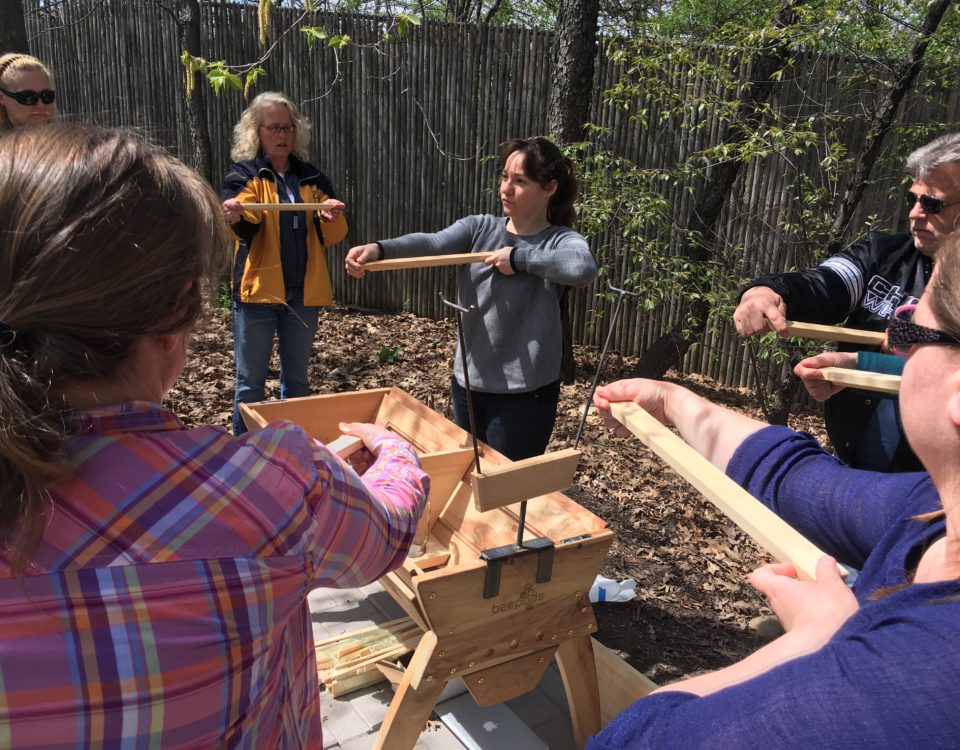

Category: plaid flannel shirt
[0, 402, 428, 749]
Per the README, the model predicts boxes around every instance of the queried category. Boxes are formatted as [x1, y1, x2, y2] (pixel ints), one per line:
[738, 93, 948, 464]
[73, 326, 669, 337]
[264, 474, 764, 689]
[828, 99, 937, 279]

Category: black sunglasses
[905, 190, 960, 215]
[0, 87, 55, 106]
[887, 303, 960, 355]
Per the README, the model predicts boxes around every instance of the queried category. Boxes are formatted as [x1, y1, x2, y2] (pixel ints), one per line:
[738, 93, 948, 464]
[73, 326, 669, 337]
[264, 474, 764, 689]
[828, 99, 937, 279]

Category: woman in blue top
[589, 235, 960, 748]
[345, 137, 597, 460]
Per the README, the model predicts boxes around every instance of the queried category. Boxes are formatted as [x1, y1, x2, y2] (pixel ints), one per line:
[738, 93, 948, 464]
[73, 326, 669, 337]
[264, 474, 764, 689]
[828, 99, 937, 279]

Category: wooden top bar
[784, 321, 885, 346]
[240, 202, 336, 211]
[610, 401, 830, 581]
[362, 252, 495, 271]
[819, 366, 901, 395]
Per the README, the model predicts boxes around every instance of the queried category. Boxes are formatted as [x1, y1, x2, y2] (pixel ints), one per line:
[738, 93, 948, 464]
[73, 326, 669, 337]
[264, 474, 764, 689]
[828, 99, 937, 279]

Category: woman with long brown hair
[346, 136, 596, 460]
[0, 124, 426, 748]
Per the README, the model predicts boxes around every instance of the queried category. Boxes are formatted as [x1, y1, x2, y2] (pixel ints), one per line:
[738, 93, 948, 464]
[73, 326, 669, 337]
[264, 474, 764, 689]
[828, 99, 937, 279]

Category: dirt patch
[170, 305, 829, 683]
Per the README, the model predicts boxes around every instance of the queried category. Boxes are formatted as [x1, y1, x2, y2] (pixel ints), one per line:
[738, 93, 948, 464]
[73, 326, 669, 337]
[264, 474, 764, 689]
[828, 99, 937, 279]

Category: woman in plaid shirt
[0, 124, 429, 748]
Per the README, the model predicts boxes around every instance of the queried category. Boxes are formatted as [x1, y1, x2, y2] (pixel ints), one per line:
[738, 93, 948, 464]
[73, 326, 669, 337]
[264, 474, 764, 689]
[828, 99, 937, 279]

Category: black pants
[450, 377, 561, 461]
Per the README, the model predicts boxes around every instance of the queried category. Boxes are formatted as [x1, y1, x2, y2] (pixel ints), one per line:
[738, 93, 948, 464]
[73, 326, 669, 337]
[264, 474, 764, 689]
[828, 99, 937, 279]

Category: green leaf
[301, 25, 328, 49]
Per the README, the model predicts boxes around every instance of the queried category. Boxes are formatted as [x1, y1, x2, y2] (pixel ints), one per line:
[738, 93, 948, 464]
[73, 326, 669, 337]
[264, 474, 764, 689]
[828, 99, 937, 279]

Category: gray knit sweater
[378, 214, 597, 393]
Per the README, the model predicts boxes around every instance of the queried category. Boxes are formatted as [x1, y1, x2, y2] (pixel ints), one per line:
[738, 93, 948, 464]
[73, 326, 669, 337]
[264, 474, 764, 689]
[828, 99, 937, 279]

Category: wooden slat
[819, 366, 901, 394]
[592, 638, 657, 723]
[326, 434, 363, 458]
[471, 449, 581, 511]
[784, 321, 886, 346]
[362, 252, 494, 271]
[240, 202, 336, 211]
[609, 402, 827, 580]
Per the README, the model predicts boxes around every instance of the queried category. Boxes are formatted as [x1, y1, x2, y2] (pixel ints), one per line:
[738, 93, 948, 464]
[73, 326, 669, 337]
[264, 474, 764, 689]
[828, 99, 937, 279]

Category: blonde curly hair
[229, 91, 311, 163]
[0, 53, 54, 129]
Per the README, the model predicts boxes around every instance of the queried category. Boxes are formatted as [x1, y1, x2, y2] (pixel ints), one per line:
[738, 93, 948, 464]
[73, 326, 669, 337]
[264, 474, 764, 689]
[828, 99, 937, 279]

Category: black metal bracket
[480, 536, 555, 599]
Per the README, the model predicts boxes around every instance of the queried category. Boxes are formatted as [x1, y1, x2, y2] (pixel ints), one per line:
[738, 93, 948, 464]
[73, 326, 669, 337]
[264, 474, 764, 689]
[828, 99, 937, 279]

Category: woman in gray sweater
[346, 137, 596, 460]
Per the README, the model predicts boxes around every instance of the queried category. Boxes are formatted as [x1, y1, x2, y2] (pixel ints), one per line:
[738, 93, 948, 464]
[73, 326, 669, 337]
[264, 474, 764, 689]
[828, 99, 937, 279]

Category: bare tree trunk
[1, 0, 29, 54]
[632, 0, 804, 379]
[176, 0, 213, 183]
[823, 0, 953, 256]
[548, 0, 600, 383]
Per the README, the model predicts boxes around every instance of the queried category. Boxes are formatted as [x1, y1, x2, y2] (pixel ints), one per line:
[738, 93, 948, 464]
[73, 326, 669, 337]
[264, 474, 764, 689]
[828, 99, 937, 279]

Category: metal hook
[573, 279, 641, 449]
[440, 293, 482, 476]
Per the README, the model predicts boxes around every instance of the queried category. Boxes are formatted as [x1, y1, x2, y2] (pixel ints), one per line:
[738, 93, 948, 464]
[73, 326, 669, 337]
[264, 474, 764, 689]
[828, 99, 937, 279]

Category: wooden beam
[819, 366, 900, 395]
[784, 321, 885, 346]
[591, 638, 657, 723]
[471, 448, 581, 511]
[609, 402, 827, 581]
[362, 252, 494, 271]
[326, 434, 364, 458]
[240, 202, 335, 211]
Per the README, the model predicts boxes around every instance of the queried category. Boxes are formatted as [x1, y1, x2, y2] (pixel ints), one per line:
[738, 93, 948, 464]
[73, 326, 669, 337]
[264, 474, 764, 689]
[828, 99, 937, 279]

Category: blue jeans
[232, 289, 320, 435]
[450, 377, 561, 461]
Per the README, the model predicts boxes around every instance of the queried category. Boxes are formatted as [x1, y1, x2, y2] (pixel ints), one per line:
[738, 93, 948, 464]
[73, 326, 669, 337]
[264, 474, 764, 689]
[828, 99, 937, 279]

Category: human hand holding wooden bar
[609, 401, 831, 581]
[361, 252, 495, 271]
[783, 321, 886, 346]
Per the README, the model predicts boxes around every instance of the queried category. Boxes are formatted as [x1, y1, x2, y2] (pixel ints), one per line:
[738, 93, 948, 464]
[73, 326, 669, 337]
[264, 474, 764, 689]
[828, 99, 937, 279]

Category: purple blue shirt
[588, 426, 960, 749]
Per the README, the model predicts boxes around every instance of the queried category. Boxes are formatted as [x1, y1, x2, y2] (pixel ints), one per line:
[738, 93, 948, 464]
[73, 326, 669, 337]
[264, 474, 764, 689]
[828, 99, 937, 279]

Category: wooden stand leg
[556, 635, 602, 749]
[373, 637, 447, 750]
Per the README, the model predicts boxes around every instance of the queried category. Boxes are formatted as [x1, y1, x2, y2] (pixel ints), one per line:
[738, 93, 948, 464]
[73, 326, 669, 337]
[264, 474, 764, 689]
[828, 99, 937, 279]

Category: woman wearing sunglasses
[0, 53, 55, 129]
[588, 236, 960, 747]
[221, 91, 347, 435]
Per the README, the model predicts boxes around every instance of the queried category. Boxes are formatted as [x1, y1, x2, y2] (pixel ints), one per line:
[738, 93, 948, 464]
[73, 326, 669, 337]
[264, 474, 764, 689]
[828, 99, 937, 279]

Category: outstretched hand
[733, 286, 788, 336]
[794, 351, 857, 402]
[748, 555, 857, 646]
[320, 199, 346, 222]
[344, 244, 380, 278]
[593, 378, 672, 437]
[483, 246, 516, 275]
[337, 421, 393, 474]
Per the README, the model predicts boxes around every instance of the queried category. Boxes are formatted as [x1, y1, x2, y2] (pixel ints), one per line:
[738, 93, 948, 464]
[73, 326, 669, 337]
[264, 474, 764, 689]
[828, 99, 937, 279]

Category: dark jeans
[450, 377, 561, 461]
[232, 289, 319, 435]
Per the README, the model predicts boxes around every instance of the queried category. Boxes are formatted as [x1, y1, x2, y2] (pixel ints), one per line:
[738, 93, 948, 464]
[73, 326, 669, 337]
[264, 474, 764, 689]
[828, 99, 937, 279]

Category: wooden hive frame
[241, 387, 614, 748]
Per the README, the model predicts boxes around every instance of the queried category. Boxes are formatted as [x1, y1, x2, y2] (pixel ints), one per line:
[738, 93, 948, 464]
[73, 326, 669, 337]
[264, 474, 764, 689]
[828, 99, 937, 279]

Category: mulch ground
[169, 305, 829, 682]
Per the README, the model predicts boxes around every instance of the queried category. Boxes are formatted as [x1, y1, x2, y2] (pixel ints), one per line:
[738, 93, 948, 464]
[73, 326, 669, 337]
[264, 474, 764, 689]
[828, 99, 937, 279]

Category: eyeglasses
[887, 303, 960, 355]
[905, 190, 960, 215]
[0, 87, 55, 106]
[260, 124, 295, 135]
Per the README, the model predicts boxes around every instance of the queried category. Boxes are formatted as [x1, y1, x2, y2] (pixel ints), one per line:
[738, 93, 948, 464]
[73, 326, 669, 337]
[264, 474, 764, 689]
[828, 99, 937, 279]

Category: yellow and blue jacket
[221, 152, 348, 306]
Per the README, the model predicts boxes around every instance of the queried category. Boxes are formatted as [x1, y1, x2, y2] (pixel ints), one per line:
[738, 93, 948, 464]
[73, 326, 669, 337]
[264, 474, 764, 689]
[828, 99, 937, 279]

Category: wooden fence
[24, 0, 960, 387]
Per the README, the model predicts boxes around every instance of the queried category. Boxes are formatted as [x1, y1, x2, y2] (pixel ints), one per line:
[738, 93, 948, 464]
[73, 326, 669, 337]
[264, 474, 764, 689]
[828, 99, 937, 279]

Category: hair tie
[0, 320, 17, 349]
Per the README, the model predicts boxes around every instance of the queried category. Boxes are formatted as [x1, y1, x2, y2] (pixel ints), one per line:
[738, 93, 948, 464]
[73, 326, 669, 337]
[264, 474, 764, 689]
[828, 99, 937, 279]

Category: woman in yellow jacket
[222, 92, 347, 434]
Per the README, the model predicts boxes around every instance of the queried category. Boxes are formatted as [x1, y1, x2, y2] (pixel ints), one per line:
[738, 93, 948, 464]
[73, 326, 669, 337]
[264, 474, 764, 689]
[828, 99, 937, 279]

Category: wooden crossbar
[240, 202, 336, 211]
[326, 434, 364, 458]
[784, 321, 885, 346]
[362, 252, 495, 271]
[819, 367, 900, 395]
[609, 402, 828, 580]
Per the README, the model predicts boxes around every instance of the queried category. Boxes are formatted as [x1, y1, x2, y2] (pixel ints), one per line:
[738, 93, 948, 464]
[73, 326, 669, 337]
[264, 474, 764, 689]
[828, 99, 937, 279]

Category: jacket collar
[254, 151, 318, 183]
